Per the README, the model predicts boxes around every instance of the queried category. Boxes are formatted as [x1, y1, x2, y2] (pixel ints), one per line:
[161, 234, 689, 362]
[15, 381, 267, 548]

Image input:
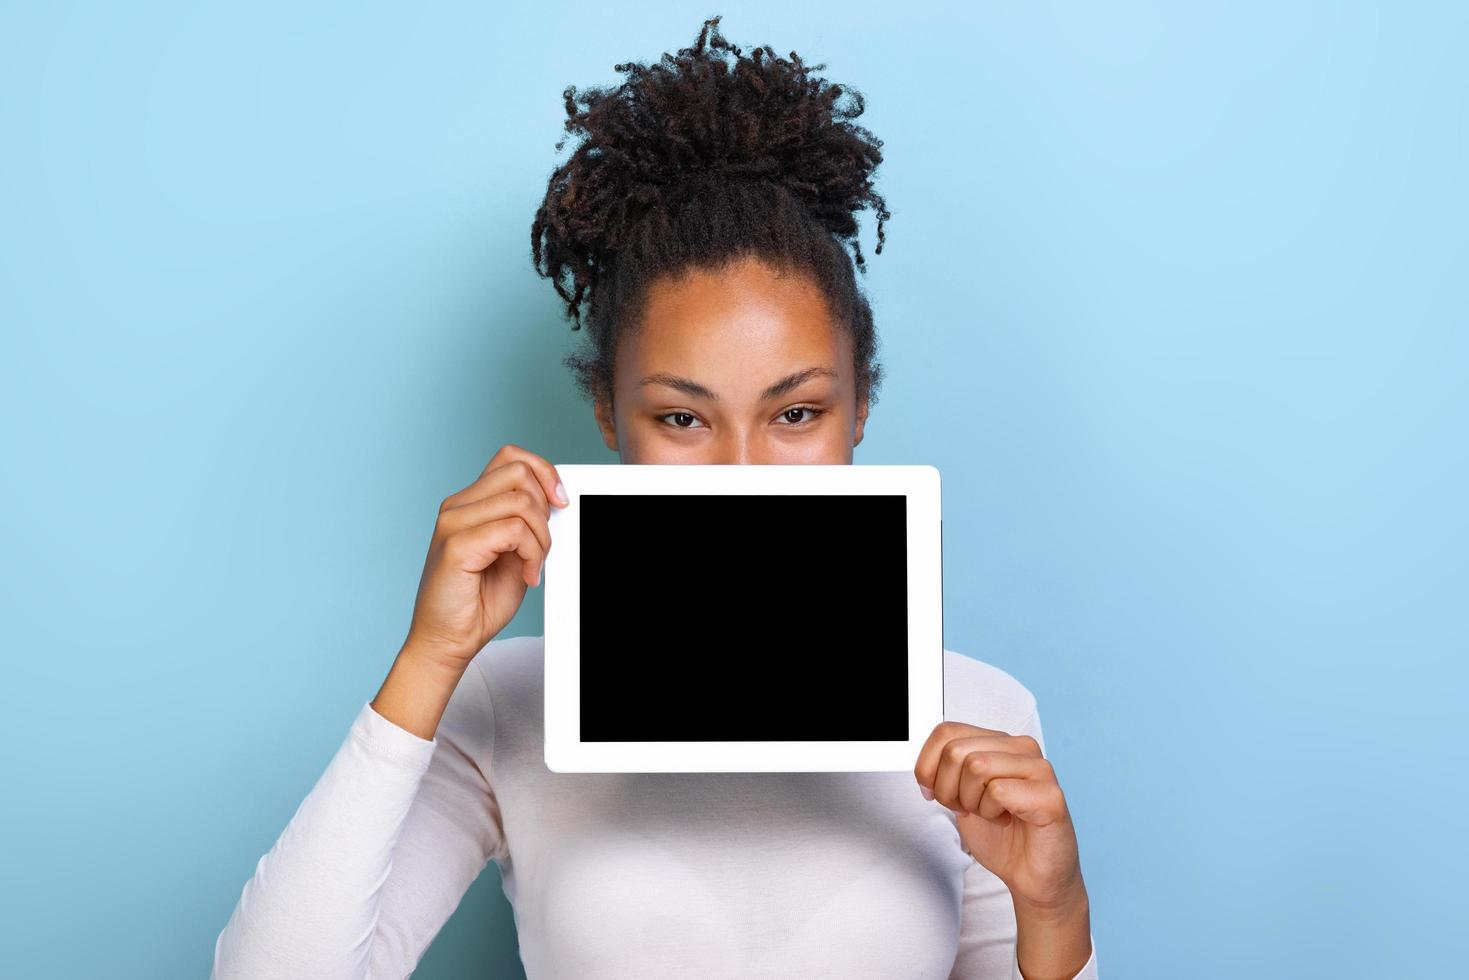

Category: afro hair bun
[532, 14, 891, 328]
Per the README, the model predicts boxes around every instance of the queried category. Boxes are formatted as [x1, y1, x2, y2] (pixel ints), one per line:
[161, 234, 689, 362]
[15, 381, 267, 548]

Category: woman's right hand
[402, 444, 569, 673]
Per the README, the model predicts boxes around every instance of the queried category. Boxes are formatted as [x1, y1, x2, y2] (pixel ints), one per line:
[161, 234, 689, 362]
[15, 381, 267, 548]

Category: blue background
[3, 2, 1465, 976]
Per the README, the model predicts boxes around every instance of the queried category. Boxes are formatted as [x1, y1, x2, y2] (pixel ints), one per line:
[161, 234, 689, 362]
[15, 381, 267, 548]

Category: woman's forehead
[625, 258, 847, 373]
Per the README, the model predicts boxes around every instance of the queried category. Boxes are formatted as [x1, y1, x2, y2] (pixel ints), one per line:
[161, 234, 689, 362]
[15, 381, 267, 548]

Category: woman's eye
[656, 407, 826, 429]
[657, 411, 705, 429]
[777, 406, 826, 426]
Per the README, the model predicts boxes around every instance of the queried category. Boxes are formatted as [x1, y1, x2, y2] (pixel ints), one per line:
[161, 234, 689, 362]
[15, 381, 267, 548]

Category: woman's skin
[589, 254, 867, 464]
[372, 253, 1092, 979]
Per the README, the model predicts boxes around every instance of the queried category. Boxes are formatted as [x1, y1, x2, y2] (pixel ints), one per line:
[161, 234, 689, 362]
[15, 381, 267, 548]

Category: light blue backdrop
[2, 2, 1464, 976]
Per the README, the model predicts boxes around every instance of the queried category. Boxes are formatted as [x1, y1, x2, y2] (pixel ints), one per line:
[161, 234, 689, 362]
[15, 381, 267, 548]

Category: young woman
[213, 17, 1098, 979]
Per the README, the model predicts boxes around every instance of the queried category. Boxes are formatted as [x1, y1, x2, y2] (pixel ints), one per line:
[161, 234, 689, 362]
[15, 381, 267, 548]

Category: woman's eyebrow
[637, 367, 836, 402]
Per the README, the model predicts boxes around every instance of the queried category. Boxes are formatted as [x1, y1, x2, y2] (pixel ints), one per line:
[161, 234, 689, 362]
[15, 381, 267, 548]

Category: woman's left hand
[913, 721, 1086, 913]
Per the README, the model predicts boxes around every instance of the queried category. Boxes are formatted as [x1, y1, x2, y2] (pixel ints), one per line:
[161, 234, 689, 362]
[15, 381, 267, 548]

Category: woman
[212, 16, 1098, 979]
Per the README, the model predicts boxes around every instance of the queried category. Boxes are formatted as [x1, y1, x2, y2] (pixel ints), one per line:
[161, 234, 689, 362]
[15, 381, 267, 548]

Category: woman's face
[594, 255, 869, 464]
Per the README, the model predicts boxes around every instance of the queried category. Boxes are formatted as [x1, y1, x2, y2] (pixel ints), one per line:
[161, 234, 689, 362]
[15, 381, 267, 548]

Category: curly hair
[531, 14, 892, 411]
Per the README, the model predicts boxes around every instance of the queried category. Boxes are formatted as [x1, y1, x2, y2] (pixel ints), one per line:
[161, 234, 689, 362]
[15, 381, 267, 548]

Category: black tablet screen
[578, 493, 909, 742]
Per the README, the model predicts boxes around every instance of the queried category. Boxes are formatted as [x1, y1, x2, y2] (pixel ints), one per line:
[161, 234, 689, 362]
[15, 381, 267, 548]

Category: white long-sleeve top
[212, 634, 1099, 979]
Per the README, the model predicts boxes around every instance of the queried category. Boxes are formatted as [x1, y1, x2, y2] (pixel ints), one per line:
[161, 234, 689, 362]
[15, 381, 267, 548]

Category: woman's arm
[210, 645, 507, 979]
[212, 446, 561, 976]
[947, 706, 1099, 980]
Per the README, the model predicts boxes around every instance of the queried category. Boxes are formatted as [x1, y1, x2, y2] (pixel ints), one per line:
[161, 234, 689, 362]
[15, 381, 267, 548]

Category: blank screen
[578, 493, 908, 742]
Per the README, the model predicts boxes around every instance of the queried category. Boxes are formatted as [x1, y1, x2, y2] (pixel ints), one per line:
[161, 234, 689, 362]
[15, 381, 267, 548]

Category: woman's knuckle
[433, 509, 456, 536]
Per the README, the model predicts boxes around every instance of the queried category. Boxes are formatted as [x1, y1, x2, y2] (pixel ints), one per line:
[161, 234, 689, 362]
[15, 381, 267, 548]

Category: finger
[444, 455, 554, 517]
[932, 735, 1036, 813]
[440, 487, 553, 565]
[484, 444, 569, 509]
[914, 721, 1039, 796]
[913, 720, 1010, 794]
[445, 458, 550, 514]
[975, 776, 1070, 827]
[957, 751, 1053, 817]
[443, 516, 547, 585]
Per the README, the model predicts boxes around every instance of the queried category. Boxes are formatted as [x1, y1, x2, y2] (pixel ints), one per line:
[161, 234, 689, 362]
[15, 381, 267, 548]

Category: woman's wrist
[1013, 883, 1092, 980]
[370, 641, 470, 741]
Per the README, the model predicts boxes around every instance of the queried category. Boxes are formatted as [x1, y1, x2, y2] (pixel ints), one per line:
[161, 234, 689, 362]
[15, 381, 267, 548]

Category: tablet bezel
[542, 463, 943, 773]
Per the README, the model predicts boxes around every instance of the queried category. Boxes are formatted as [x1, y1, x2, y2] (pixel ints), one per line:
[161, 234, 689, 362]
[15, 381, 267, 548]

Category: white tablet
[542, 463, 944, 774]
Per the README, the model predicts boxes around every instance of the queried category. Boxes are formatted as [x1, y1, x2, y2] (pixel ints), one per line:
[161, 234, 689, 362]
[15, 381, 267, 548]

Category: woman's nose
[711, 447, 753, 465]
[709, 435, 756, 465]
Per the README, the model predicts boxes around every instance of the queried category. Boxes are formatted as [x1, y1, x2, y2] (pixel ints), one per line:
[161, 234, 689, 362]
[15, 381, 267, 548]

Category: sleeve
[948, 705, 1099, 980]
[211, 659, 508, 979]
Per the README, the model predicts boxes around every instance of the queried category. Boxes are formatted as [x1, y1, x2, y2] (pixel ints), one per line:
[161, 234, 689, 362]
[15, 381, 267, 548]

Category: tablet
[542, 463, 944, 773]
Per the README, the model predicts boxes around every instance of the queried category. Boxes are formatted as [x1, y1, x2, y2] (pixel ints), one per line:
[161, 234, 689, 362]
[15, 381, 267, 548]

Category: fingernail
[555, 482, 569, 505]
[536, 565, 543, 586]
[920, 785, 934, 801]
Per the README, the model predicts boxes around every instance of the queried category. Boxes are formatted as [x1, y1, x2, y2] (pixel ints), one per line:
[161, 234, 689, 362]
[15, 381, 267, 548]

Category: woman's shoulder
[942, 647, 1039, 734]
[465, 632, 545, 700]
